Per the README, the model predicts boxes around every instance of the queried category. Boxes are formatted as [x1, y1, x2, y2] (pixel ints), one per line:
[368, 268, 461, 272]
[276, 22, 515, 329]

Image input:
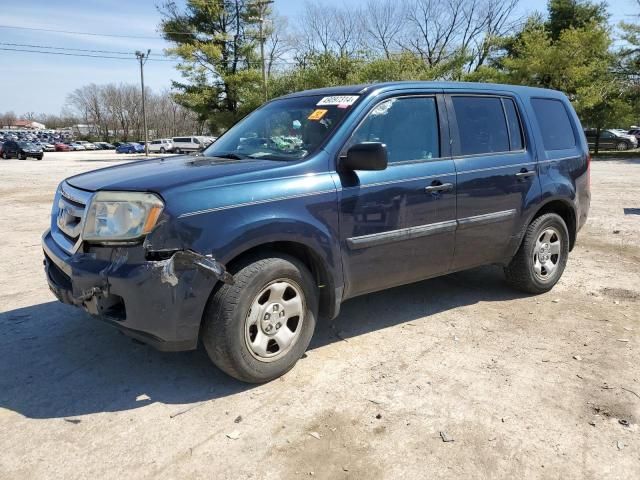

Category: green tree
[159, 0, 268, 132]
[619, 1, 640, 126]
[547, 0, 608, 40]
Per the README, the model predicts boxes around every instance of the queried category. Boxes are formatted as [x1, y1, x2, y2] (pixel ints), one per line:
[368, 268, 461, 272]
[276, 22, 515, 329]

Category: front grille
[51, 182, 94, 254]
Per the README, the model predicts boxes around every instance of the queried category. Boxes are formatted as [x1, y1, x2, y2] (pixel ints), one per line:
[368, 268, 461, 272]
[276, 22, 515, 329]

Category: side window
[452, 96, 509, 155]
[502, 98, 524, 151]
[601, 131, 614, 139]
[348, 97, 440, 163]
[531, 98, 576, 150]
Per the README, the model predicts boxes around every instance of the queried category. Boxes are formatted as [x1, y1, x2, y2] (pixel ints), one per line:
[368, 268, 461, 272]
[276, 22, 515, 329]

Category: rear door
[446, 93, 541, 270]
[337, 93, 457, 298]
[599, 130, 616, 149]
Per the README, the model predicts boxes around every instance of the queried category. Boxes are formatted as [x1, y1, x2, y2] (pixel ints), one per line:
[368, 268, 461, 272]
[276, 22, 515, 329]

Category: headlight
[82, 191, 164, 242]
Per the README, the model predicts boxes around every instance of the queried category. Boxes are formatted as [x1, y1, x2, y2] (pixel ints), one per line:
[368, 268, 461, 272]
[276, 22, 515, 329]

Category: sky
[0, 0, 636, 115]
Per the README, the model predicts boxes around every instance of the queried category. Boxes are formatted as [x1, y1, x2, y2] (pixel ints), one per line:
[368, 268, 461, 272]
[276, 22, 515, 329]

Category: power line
[0, 46, 178, 61]
[0, 42, 170, 57]
[0, 46, 301, 66]
[0, 24, 195, 39]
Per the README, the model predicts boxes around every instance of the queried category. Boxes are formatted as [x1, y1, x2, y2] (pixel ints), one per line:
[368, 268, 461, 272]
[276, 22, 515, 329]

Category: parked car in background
[68, 142, 87, 151]
[148, 138, 174, 153]
[42, 81, 590, 383]
[627, 128, 640, 142]
[74, 141, 98, 150]
[171, 136, 210, 153]
[36, 142, 55, 152]
[116, 142, 145, 154]
[584, 128, 638, 151]
[55, 143, 72, 152]
[1, 140, 44, 160]
[94, 142, 115, 150]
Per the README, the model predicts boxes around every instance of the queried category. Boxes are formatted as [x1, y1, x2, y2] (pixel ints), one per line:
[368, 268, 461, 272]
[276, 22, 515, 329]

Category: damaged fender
[158, 250, 234, 287]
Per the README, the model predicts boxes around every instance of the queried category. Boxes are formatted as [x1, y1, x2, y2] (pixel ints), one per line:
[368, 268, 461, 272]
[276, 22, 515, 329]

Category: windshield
[203, 94, 359, 160]
[18, 142, 35, 148]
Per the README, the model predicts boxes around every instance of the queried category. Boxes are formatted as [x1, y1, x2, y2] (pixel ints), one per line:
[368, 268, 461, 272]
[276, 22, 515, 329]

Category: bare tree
[1, 111, 16, 128]
[468, 0, 521, 71]
[265, 14, 293, 77]
[362, 0, 406, 58]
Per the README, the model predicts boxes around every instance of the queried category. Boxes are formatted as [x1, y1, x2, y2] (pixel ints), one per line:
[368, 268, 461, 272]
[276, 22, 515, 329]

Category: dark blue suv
[42, 82, 590, 382]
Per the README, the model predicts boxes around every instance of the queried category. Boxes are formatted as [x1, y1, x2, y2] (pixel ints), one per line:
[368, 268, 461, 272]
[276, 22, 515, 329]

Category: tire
[616, 141, 629, 151]
[1, 152, 7, 159]
[18, 153, 26, 160]
[175, 148, 182, 154]
[504, 213, 570, 294]
[201, 254, 318, 383]
[160, 147, 165, 153]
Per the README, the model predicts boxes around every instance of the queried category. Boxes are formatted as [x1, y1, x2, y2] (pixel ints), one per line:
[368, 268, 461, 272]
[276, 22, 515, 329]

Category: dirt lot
[0, 151, 638, 479]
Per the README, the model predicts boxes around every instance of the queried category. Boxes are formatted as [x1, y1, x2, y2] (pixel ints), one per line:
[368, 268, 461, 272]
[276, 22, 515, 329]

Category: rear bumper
[42, 229, 229, 351]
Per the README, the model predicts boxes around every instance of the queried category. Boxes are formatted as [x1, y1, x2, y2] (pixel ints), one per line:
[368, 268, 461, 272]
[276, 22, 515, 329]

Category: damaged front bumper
[42, 229, 232, 351]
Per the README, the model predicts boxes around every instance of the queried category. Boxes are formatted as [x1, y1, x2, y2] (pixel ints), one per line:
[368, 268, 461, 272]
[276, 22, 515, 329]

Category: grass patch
[591, 150, 640, 160]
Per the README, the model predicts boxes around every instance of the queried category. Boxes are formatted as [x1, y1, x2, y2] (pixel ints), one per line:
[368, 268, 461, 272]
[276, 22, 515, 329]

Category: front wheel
[160, 147, 165, 153]
[617, 141, 629, 151]
[1, 152, 7, 159]
[18, 153, 26, 160]
[504, 213, 570, 294]
[201, 254, 318, 383]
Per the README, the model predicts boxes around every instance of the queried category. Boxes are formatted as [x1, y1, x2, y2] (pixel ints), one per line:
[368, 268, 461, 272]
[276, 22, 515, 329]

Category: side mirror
[340, 142, 388, 171]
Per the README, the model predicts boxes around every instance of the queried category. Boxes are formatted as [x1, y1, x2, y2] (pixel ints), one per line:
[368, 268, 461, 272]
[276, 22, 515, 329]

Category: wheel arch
[528, 198, 577, 250]
[219, 240, 340, 322]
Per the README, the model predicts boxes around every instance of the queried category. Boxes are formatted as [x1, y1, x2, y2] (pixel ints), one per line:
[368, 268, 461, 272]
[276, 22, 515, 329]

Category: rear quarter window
[531, 98, 576, 150]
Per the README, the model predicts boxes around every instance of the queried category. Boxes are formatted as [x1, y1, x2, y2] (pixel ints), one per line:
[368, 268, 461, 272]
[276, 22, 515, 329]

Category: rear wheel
[1, 152, 7, 159]
[617, 141, 629, 151]
[201, 254, 318, 383]
[504, 213, 569, 294]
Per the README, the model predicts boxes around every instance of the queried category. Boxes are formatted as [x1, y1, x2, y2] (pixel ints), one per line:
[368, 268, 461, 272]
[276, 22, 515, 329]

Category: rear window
[452, 96, 510, 155]
[531, 98, 576, 150]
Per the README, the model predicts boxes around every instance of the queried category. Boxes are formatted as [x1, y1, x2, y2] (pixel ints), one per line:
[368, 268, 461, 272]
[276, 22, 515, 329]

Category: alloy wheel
[532, 227, 562, 281]
[244, 279, 305, 362]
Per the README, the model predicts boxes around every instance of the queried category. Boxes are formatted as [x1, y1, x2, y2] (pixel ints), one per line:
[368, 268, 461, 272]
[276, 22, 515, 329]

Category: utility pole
[135, 49, 150, 156]
[252, 0, 273, 103]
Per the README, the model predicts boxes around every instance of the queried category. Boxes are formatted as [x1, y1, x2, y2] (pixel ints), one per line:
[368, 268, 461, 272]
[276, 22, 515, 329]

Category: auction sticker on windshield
[308, 109, 328, 120]
[316, 95, 359, 107]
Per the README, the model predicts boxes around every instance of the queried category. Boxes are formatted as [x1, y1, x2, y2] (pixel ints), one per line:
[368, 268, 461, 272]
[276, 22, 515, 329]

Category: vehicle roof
[278, 81, 567, 100]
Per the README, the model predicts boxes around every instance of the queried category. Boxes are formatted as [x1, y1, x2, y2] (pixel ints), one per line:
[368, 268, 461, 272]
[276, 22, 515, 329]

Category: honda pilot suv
[42, 82, 590, 383]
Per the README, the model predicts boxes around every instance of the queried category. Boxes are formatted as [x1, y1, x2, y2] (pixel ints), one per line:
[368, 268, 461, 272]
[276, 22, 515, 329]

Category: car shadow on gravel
[0, 266, 525, 419]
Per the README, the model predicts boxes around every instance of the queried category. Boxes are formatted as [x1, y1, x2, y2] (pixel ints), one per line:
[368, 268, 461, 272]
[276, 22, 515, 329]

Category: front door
[337, 94, 457, 298]
[446, 94, 541, 270]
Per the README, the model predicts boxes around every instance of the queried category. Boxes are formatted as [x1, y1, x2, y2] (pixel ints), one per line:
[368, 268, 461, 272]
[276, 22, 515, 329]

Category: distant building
[72, 124, 99, 136]
[5, 120, 46, 130]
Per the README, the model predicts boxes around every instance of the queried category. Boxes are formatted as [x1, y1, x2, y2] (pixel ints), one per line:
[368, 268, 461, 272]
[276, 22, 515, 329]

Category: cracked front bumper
[42, 229, 226, 351]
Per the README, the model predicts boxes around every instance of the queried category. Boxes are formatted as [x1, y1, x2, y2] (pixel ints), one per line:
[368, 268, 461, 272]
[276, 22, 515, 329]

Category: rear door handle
[425, 182, 454, 193]
[515, 169, 536, 179]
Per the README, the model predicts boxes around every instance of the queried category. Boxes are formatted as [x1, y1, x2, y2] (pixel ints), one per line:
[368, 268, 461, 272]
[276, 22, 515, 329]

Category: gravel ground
[0, 151, 638, 479]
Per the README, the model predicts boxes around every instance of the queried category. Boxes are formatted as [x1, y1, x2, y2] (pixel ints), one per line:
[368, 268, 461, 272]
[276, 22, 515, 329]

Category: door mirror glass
[340, 142, 388, 171]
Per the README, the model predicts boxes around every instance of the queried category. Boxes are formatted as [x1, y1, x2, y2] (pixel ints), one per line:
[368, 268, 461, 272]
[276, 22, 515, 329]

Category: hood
[65, 155, 289, 193]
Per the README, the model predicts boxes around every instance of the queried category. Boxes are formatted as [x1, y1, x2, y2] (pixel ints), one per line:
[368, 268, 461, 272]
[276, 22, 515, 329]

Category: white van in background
[171, 136, 215, 153]
[148, 139, 174, 153]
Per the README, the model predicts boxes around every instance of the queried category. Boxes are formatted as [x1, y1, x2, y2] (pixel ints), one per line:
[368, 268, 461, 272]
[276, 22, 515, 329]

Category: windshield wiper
[211, 152, 247, 160]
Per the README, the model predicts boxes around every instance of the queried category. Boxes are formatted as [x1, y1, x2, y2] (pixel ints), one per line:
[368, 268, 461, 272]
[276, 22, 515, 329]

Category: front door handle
[425, 182, 454, 193]
[515, 169, 536, 180]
